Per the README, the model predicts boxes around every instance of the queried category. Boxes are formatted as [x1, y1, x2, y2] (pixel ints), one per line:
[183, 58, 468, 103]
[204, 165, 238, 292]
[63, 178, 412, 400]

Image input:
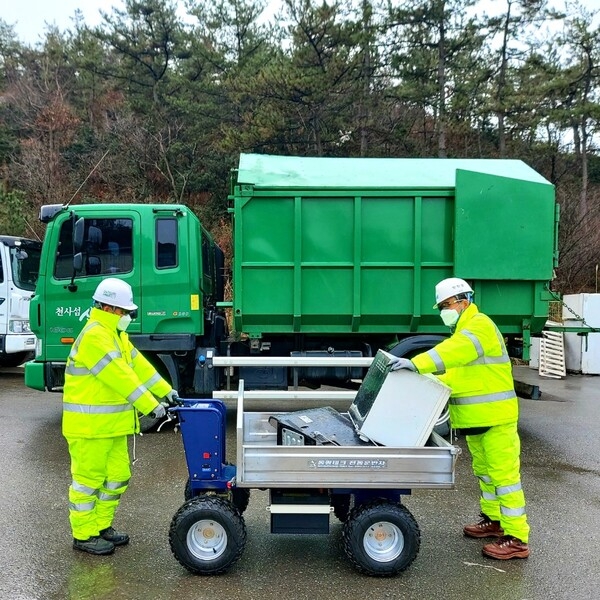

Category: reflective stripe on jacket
[62, 307, 171, 438]
[411, 303, 518, 429]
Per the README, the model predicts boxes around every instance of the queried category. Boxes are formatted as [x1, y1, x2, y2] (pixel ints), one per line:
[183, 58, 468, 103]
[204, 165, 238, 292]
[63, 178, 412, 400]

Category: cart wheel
[342, 500, 420, 577]
[183, 478, 251, 513]
[331, 493, 352, 522]
[169, 496, 247, 575]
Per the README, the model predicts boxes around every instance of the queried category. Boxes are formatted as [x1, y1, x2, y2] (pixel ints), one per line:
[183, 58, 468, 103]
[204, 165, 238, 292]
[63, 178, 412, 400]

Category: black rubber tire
[342, 500, 420, 577]
[183, 477, 251, 514]
[169, 496, 247, 575]
[389, 339, 451, 439]
[138, 413, 161, 433]
[331, 493, 352, 522]
[433, 412, 451, 437]
[231, 487, 251, 513]
[0, 351, 33, 368]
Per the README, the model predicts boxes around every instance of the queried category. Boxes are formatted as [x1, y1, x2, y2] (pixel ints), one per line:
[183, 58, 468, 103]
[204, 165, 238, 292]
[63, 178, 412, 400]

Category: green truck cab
[25, 154, 558, 397]
[25, 204, 225, 394]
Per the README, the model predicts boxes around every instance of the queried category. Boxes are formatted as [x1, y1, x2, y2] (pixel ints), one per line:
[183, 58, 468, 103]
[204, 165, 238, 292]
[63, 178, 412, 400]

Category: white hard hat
[433, 277, 473, 309]
[93, 278, 138, 311]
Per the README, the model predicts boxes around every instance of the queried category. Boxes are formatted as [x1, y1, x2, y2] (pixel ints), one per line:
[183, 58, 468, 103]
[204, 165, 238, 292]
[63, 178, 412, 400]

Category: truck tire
[331, 493, 352, 522]
[169, 496, 247, 575]
[433, 408, 451, 437]
[0, 351, 33, 368]
[389, 337, 451, 438]
[342, 499, 420, 577]
[184, 477, 251, 514]
[138, 413, 161, 433]
[139, 353, 178, 433]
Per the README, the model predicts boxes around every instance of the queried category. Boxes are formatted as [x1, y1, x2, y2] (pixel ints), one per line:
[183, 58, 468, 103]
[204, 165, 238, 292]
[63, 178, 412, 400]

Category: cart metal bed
[168, 381, 460, 577]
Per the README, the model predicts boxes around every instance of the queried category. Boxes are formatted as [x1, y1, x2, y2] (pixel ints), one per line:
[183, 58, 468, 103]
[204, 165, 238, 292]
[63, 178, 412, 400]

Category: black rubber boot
[100, 527, 130, 546]
[73, 536, 115, 555]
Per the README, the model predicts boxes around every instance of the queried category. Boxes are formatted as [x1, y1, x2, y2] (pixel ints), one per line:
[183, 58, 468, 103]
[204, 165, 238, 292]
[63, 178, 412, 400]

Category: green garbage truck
[25, 153, 558, 401]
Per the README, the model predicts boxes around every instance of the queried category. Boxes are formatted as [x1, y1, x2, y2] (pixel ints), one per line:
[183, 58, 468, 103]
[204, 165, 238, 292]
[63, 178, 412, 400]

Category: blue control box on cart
[173, 399, 235, 494]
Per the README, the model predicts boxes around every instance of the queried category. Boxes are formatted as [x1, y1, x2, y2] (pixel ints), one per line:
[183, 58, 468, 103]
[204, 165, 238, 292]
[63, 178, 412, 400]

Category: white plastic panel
[354, 351, 451, 447]
[562, 294, 600, 374]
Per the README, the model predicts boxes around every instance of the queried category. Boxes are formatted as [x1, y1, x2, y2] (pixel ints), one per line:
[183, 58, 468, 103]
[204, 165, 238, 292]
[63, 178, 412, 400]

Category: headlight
[9, 319, 32, 333]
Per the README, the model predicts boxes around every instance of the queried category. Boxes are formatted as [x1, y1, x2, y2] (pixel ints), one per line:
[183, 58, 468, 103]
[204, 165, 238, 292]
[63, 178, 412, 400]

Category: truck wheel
[0, 351, 33, 368]
[184, 478, 251, 513]
[169, 496, 247, 575]
[342, 500, 420, 576]
[231, 487, 251, 513]
[389, 338, 451, 438]
[331, 493, 352, 522]
[139, 413, 161, 433]
[433, 406, 451, 437]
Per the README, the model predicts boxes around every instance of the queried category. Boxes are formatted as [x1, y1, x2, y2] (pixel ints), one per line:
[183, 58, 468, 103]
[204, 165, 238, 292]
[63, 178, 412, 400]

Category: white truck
[0, 236, 41, 367]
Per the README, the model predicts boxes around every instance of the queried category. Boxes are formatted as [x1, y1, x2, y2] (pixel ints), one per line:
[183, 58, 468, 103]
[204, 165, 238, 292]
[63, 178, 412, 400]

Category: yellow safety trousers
[67, 436, 130, 541]
[466, 422, 530, 543]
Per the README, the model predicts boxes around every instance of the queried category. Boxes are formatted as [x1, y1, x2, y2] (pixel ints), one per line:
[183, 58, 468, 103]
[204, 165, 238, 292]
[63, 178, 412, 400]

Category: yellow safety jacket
[411, 303, 518, 429]
[62, 307, 172, 438]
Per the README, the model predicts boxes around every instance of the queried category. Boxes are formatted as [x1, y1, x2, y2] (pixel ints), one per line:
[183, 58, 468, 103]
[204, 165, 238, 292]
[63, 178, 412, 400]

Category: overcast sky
[1, 0, 593, 46]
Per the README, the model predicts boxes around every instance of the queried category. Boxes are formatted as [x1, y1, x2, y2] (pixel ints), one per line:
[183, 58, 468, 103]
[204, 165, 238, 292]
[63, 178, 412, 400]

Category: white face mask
[117, 314, 132, 331]
[440, 309, 460, 328]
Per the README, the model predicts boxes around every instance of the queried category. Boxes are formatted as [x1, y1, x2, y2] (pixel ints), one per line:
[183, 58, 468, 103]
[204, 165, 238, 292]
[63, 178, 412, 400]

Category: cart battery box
[174, 399, 229, 490]
[268, 406, 372, 447]
[269, 488, 330, 534]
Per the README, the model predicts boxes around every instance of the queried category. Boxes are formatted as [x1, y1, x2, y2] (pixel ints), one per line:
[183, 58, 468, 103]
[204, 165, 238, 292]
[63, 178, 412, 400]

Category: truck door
[0, 244, 6, 344]
[138, 211, 201, 337]
[42, 209, 141, 364]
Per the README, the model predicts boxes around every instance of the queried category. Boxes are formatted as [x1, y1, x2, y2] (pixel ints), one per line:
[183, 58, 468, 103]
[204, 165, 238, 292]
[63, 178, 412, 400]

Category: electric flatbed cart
[168, 375, 459, 577]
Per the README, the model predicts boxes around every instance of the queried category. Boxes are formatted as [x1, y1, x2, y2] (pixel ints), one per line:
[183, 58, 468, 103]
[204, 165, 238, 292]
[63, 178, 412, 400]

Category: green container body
[231, 154, 558, 338]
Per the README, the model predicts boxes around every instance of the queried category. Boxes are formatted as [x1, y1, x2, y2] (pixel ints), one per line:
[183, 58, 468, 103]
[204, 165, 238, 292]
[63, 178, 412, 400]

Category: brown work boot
[482, 536, 530, 560]
[463, 514, 504, 539]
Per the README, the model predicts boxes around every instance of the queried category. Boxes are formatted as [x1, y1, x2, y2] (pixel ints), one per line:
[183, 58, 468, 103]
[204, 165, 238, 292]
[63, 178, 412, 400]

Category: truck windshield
[10, 244, 41, 292]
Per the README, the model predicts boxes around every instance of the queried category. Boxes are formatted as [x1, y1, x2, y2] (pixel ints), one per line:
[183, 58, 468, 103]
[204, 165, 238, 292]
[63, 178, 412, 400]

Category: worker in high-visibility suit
[390, 277, 530, 560]
[63, 278, 178, 555]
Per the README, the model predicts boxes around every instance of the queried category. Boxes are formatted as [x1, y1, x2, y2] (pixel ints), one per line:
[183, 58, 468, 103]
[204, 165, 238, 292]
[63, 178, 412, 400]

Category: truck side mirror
[68, 252, 84, 292]
[73, 217, 85, 253]
[73, 252, 83, 273]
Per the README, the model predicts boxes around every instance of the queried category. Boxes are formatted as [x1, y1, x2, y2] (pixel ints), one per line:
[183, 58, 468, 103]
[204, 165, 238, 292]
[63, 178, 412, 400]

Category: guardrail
[212, 355, 373, 402]
[211, 357, 373, 367]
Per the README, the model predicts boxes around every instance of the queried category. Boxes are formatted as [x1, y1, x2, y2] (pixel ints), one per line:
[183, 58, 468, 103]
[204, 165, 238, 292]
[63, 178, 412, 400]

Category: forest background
[0, 0, 598, 295]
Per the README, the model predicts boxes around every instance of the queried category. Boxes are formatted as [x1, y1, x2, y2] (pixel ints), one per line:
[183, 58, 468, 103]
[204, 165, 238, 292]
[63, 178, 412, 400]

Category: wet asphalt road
[1, 365, 599, 600]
